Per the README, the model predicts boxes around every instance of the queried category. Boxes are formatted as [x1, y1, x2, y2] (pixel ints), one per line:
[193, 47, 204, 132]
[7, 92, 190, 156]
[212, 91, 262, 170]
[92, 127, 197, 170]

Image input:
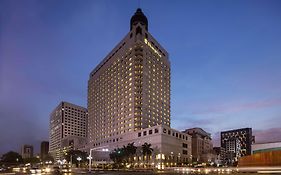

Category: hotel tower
[87, 9, 191, 165]
[88, 9, 170, 147]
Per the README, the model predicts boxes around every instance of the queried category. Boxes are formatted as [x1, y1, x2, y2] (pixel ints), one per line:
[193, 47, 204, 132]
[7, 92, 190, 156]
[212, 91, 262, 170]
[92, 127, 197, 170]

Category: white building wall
[252, 141, 281, 154]
[89, 125, 192, 165]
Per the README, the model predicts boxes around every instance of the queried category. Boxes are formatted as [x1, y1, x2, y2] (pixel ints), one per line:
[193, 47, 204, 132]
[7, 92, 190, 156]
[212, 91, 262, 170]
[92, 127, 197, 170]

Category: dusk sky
[1, 0, 281, 155]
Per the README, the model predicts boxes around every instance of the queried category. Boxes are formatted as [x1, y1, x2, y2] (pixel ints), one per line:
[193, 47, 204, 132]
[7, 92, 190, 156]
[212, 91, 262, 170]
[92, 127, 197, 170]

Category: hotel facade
[87, 9, 192, 165]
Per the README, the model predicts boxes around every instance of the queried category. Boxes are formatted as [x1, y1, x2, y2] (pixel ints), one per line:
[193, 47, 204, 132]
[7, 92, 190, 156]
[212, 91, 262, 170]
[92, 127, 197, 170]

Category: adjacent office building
[224, 138, 241, 163]
[183, 128, 213, 162]
[21, 145, 33, 159]
[40, 141, 49, 160]
[221, 128, 254, 158]
[213, 147, 225, 165]
[49, 101, 88, 160]
[87, 9, 191, 165]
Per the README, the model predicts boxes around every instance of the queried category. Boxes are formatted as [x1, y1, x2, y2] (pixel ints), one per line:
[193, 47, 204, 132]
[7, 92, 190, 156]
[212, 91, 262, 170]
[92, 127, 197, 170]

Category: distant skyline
[1, 0, 281, 154]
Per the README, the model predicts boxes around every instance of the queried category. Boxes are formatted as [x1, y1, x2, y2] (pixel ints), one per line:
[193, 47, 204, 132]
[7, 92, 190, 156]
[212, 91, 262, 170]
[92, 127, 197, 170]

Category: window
[168, 130, 171, 135]
[182, 143, 188, 148]
[138, 132, 141, 137]
[143, 131, 147, 136]
[176, 133, 178, 138]
[149, 130, 152, 135]
[155, 128, 159, 133]
[183, 150, 188, 155]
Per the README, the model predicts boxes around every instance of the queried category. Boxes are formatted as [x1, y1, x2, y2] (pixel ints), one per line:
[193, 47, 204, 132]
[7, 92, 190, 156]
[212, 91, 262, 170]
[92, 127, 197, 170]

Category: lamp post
[87, 155, 93, 172]
[88, 148, 94, 172]
[77, 157, 81, 168]
[88, 146, 109, 172]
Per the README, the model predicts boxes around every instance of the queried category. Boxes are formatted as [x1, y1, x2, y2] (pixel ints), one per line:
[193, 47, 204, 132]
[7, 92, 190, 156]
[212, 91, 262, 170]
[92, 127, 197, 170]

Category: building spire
[130, 8, 148, 31]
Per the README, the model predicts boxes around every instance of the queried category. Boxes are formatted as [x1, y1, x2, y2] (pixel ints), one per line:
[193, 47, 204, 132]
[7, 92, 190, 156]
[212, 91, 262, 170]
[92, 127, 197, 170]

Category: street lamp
[87, 156, 93, 172]
[88, 146, 109, 172]
[57, 160, 62, 165]
[77, 157, 82, 168]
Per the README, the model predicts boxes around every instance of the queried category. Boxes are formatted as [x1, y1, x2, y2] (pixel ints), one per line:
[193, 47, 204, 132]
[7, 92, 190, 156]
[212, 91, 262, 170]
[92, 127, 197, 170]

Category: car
[42, 167, 52, 173]
[29, 167, 42, 174]
[53, 166, 60, 173]
[0, 167, 6, 172]
[61, 165, 71, 173]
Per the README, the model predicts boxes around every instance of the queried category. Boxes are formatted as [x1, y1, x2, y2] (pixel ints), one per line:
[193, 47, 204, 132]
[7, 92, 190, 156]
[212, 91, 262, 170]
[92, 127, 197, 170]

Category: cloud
[172, 116, 218, 131]
[191, 98, 281, 115]
[253, 128, 281, 143]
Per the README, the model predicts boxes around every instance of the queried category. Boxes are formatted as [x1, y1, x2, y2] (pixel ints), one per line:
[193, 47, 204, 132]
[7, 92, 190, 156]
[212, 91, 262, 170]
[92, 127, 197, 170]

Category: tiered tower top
[130, 8, 148, 31]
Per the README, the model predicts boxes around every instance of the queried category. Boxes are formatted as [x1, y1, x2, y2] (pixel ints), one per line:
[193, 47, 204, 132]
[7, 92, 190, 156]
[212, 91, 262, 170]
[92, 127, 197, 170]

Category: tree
[109, 148, 122, 162]
[23, 157, 40, 164]
[126, 142, 137, 164]
[64, 150, 87, 165]
[109, 143, 137, 168]
[42, 154, 54, 163]
[0, 151, 23, 166]
[109, 148, 125, 168]
[142, 142, 153, 166]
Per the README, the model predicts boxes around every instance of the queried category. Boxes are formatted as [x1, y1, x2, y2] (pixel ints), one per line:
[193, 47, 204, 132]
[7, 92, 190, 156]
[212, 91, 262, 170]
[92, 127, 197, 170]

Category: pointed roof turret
[130, 8, 148, 31]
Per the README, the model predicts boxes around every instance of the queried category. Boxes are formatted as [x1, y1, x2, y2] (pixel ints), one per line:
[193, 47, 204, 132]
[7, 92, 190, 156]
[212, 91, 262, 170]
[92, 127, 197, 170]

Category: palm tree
[109, 143, 137, 168]
[142, 142, 153, 167]
[109, 148, 124, 168]
[126, 142, 137, 165]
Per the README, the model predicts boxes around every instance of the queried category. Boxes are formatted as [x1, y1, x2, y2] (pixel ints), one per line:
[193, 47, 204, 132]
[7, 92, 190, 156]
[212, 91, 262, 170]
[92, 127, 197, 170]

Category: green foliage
[64, 150, 88, 164]
[142, 142, 153, 166]
[23, 157, 40, 164]
[109, 142, 155, 168]
[142, 142, 153, 157]
[0, 151, 23, 165]
[109, 142, 137, 166]
[126, 142, 137, 156]
[109, 147, 124, 163]
[42, 154, 54, 163]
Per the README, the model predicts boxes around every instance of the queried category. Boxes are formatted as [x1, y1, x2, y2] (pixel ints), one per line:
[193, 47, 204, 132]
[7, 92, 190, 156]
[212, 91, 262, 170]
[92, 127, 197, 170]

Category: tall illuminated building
[49, 101, 87, 160]
[88, 8, 171, 147]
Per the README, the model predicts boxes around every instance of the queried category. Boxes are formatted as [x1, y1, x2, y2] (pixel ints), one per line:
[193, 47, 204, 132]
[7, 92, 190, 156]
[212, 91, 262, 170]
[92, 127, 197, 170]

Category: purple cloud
[254, 128, 281, 143]
[191, 98, 281, 115]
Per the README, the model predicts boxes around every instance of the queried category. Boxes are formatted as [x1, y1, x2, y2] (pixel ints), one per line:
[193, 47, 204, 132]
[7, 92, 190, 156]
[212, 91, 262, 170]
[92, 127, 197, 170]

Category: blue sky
[1, 0, 281, 154]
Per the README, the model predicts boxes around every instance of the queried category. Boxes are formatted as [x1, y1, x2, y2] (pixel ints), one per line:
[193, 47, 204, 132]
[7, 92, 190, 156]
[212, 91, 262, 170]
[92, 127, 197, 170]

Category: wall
[238, 150, 281, 166]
